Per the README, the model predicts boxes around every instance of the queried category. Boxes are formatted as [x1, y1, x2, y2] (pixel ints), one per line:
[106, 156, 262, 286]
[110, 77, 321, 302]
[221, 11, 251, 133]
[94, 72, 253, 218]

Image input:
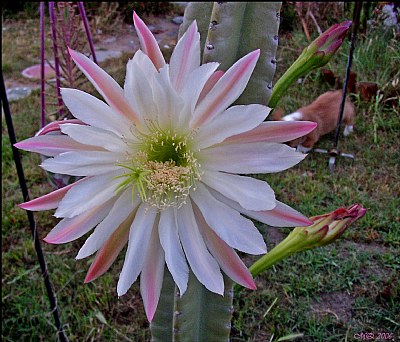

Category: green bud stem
[268, 49, 324, 108]
[249, 228, 311, 278]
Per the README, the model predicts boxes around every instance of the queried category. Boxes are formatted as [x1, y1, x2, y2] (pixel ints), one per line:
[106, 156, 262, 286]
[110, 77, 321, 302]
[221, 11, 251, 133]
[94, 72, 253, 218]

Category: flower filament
[116, 127, 202, 210]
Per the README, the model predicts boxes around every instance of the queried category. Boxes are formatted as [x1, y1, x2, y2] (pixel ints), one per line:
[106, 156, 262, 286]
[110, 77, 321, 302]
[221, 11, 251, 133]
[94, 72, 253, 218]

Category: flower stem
[249, 231, 305, 277]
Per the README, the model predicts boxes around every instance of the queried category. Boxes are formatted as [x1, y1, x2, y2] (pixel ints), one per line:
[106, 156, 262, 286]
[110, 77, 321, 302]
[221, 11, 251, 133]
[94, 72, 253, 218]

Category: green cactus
[151, 3, 282, 340]
[179, 2, 282, 106]
[150, 270, 233, 342]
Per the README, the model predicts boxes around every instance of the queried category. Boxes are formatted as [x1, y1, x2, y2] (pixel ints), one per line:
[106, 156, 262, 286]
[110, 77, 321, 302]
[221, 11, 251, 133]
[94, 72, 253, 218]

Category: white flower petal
[152, 65, 185, 129]
[201, 171, 276, 211]
[140, 225, 165, 322]
[190, 183, 267, 254]
[68, 48, 140, 124]
[223, 121, 318, 144]
[41, 151, 123, 176]
[61, 88, 132, 136]
[177, 200, 224, 295]
[55, 171, 121, 218]
[195, 104, 270, 149]
[14, 134, 102, 157]
[133, 12, 166, 70]
[60, 124, 127, 153]
[169, 20, 200, 93]
[190, 50, 260, 128]
[200, 142, 306, 174]
[180, 62, 220, 114]
[76, 188, 141, 259]
[158, 208, 189, 295]
[44, 199, 115, 244]
[124, 51, 158, 124]
[117, 204, 158, 296]
[194, 206, 256, 290]
[210, 188, 312, 227]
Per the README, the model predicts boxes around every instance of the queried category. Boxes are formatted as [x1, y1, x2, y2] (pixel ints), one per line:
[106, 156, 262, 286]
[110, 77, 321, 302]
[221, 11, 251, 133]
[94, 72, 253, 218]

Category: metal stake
[311, 1, 362, 172]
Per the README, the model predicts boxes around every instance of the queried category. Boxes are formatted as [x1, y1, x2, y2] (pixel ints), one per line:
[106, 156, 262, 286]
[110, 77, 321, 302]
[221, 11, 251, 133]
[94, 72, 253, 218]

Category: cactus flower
[15, 13, 317, 321]
[249, 204, 367, 277]
[269, 20, 352, 108]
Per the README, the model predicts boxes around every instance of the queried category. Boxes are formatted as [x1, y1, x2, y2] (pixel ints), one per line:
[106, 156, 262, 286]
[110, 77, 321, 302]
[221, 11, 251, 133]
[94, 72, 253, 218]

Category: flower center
[116, 127, 201, 210]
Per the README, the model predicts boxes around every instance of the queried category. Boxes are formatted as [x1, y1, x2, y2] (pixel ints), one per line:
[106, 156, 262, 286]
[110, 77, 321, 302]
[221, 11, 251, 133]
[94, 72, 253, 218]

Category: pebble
[94, 50, 123, 62]
[171, 16, 184, 25]
[6, 87, 33, 102]
[103, 37, 117, 44]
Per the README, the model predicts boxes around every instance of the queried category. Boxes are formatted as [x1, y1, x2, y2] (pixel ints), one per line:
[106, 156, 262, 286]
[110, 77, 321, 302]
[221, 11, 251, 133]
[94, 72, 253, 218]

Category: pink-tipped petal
[18, 177, 87, 211]
[191, 183, 267, 254]
[210, 188, 312, 227]
[223, 121, 317, 144]
[194, 206, 256, 290]
[190, 50, 260, 128]
[68, 48, 140, 124]
[117, 204, 158, 296]
[197, 70, 224, 105]
[202, 170, 275, 211]
[177, 200, 224, 295]
[133, 12, 166, 70]
[247, 201, 313, 227]
[84, 212, 132, 283]
[159, 208, 189, 295]
[76, 190, 140, 260]
[195, 104, 269, 150]
[37, 119, 87, 136]
[140, 224, 165, 322]
[200, 142, 306, 174]
[169, 20, 200, 92]
[44, 199, 114, 244]
[14, 135, 104, 157]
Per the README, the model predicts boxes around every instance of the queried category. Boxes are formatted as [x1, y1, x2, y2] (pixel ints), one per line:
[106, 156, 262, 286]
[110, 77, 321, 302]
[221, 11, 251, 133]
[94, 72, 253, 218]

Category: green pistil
[114, 163, 150, 202]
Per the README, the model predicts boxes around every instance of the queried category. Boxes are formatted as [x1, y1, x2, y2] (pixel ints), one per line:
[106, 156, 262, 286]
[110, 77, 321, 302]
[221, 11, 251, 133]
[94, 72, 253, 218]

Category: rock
[94, 50, 123, 62]
[6, 87, 33, 102]
[103, 37, 117, 44]
[171, 16, 184, 25]
[148, 25, 165, 34]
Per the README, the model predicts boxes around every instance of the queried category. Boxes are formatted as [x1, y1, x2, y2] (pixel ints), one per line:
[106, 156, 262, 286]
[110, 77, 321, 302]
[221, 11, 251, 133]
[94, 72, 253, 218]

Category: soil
[310, 291, 355, 323]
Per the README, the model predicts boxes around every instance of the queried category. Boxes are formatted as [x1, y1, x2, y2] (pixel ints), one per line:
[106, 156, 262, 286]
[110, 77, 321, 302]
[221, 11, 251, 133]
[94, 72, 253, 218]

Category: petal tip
[17, 202, 30, 210]
[84, 272, 96, 284]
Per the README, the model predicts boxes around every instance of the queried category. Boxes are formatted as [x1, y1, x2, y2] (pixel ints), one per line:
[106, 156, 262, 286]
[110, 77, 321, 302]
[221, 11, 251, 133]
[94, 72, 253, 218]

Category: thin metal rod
[78, 2, 98, 64]
[40, 2, 46, 128]
[333, 1, 362, 148]
[49, 2, 65, 117]
[1, 72, 69, 342]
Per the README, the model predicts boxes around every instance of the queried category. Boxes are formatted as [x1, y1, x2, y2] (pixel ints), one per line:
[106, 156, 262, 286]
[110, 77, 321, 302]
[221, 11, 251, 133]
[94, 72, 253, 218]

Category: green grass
[2, 9, 400, 342]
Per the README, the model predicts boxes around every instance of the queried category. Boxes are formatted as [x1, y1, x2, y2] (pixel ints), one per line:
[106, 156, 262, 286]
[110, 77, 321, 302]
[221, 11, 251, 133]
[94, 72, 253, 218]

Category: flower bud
[249, 204, 367, 278]
[269, 20, 352, 108]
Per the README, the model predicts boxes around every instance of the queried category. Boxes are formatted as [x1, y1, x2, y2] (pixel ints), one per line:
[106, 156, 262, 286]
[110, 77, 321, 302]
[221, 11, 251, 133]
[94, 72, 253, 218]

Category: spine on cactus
[178, 2, 214, 60]
[151, 2, 282, 341]
[179, 2, 282, 106]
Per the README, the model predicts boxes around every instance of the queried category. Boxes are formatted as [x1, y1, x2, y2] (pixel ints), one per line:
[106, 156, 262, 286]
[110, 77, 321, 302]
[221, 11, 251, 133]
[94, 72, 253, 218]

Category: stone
[94, 49, 123, 63]
[6, 87, 33, 102]
[103, 37, 117, 44]
[171, 16, 184, 25]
